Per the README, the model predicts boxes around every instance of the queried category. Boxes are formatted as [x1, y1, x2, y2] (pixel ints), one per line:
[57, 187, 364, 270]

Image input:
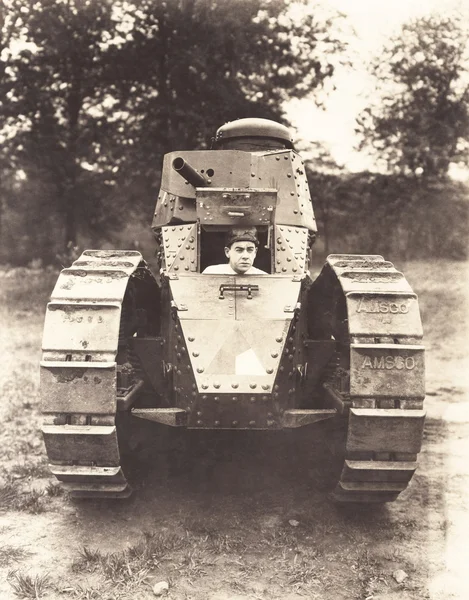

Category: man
[202, 228, 267, 275]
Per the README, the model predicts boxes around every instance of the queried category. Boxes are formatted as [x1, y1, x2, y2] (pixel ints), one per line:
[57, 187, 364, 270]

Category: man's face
[225, 241, 257, 274]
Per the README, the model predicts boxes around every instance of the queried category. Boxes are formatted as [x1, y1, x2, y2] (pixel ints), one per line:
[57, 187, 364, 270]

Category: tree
[0, 0, 347, 262]
[357, 14, 469, 178]
[0, 0, 122, 252]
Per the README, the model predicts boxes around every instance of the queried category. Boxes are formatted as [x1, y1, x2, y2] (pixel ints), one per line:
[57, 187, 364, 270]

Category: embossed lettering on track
[361, 355, 416, 370]
[356, 297, 410, 314]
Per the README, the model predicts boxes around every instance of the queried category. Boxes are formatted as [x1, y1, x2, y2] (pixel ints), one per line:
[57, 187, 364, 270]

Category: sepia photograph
[0, 0, 468, 598]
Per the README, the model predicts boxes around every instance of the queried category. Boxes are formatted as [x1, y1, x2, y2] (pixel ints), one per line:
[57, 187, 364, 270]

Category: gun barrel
[172, 157, 210, 187]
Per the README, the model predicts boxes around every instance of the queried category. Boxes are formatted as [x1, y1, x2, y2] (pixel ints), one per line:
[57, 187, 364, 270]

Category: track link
[316, 254, 425, 503]
[40, 250, 157, 498]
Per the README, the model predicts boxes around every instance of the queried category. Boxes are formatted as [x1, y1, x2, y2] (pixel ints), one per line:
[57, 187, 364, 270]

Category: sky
[287, 0, 469, 176]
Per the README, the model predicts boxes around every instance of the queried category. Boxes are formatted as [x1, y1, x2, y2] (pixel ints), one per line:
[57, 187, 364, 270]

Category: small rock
[393, 569, 408, 584]
[153, 581, 169, 596]
[288, 519, 300, 527]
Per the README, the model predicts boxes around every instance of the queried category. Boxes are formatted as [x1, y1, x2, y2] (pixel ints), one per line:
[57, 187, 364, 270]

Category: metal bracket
[219, 284, 259, 300]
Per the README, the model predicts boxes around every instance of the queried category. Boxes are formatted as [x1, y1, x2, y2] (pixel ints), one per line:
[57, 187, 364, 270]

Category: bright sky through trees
[288, 0, 469, 178]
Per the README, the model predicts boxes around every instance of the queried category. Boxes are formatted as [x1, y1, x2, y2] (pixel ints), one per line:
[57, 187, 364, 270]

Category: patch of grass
[46, 481, 64, 497]
[7, 570, 51, 599]
[0, 483, 46, 514]
[0, 545, 30, 568]
[0, 483, 18, 509]
[10, 461, 50, 480]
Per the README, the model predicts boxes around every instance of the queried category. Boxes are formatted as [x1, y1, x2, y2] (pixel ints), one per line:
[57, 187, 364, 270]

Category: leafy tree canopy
[0, 0, 347, 255]
[356, 14, 469, 179]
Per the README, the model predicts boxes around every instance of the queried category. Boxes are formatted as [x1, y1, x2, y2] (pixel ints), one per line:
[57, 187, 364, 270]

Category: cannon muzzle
[172, 157, 210, 187]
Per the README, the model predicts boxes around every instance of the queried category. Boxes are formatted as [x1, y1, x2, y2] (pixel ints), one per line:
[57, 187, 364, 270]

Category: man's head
[224, 228, 259, 274]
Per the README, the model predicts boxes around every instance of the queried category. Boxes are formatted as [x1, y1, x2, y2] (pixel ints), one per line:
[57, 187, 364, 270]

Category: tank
[40, 118, 425, 501]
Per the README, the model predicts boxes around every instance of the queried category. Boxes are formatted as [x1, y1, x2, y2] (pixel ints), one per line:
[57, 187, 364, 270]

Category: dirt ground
[0, 259, 468, 600]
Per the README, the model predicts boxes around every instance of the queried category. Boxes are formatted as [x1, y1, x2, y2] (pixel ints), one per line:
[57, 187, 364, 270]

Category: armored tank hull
[40, 118, 425, 502]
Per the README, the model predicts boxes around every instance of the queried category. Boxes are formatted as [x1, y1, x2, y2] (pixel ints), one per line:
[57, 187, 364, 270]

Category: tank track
[40, 250, 157, 498]
[316, 254, 425, 503]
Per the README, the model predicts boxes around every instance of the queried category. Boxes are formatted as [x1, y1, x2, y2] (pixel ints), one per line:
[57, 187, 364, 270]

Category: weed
[0, 483, 19, 509]
[72, 547, 103, 573]
[14, 490, 46, 514]
[0, 545, 29, 568]
[7, 570, 51, 599]
[46, 481, 64, 497]
[11, 461, 50, 480]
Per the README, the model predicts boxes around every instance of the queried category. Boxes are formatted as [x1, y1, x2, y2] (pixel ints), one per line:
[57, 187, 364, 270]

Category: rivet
[293, 209, 298, 214]
[276, 337, 283, 343]
[287, 173, 292, 178]
[289, 337, 294, 343]
[232, 396, 238, 401]
[186, 365, 191, 370]
[273, 392, 279, 399]
[196, 420, 203, 426]
[266, 368, 274, 374]
[290, 192, 295, 196]
[192, 391, 197, 397]
[271, 352, 278, 358]
[262, 395, 269, 401]
[280, 366, 285, 372]
[282, 267, 287, 272]
[250, 396, 256, 403]
[174, 265, 179, 270]
[185, 266, 189, 271]
[188, 337, 195, 342]
[186, 244, 191, 250]
[249, 420, 256, 427]
[249, 383, 257, 389]
[267, 420, 275, 427]
[262, 384, 270, 390]
[214, 420, 221, 427]
[232, 420, 238, 427]
[177, 370, 182, 376]
[192, 383, 197, 389]
[202, 395, 207, 399]
[197, 367, 204, 373]
[274, 385, 279, 391]
[213, 383, 220, 389]
[196, 411, 202, 416]
[214, 396, 219, 401]
[231, 383, 239, 389]
[288, 354, 294, 361]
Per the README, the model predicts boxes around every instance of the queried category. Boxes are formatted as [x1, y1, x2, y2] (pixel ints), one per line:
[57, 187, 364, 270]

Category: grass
[7, 570, 51, 599]
[0, 546, 30, 568]
[0, 483, 46, 514]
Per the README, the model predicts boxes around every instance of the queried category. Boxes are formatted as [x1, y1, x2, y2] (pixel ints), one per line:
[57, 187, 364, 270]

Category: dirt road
[0, 260, 467, 600]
